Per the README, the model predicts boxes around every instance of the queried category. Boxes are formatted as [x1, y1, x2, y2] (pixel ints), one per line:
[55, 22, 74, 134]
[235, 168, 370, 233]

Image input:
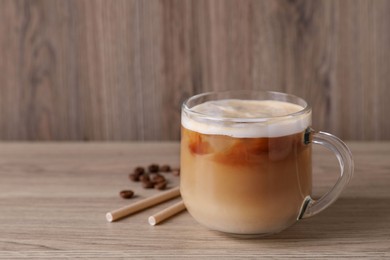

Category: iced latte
[181, 99, 312, 235]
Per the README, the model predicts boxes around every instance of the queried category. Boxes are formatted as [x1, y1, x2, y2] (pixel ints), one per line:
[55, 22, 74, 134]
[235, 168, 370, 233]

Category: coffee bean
[148, 164, 159, 173]
[139, 174, 150, 182]
[152, 174, 166, 184]
[160, 164, 171, 172]
[119, 190, 134, 199]
[142, 180, 154, 189]
[154, 181, 167, 190]
[134, 167, 145, 175]
[129, 173, 140, 182]
[124, 163, 178, 195]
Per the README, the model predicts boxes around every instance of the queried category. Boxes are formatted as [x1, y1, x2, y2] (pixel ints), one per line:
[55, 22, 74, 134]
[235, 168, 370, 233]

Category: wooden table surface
[0, 142, 389, 258]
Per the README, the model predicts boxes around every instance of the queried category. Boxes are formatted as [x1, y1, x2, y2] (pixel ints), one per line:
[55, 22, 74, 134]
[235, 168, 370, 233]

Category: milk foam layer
[182, 99, 311, 138]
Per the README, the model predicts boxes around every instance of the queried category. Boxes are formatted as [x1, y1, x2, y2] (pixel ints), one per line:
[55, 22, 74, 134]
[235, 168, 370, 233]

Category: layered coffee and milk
[180, 99, 312, 235]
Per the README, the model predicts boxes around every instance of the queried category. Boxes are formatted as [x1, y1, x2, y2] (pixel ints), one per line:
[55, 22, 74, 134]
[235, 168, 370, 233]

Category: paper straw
[148, 200, 186, 226]
[106, 187, 180, 222]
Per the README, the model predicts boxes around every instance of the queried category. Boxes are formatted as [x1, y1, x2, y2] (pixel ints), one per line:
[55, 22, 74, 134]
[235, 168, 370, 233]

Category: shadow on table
[267, 197, 390, 240]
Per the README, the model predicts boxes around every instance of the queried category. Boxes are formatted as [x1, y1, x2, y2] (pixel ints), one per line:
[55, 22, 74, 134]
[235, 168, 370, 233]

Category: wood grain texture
[0, 142, 389, 258]
[1, 0, 390, 141]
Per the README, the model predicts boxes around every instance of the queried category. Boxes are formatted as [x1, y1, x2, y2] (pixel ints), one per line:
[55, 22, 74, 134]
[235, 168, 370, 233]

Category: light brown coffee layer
[180, 127, 312, 234]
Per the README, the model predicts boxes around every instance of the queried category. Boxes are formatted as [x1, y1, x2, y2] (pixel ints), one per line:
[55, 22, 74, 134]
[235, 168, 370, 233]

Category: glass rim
[182, 90, 311, 123]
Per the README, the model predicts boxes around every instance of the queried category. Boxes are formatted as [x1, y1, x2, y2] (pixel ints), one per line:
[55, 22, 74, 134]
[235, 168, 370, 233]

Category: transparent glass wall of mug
[180, 90, 353, 236]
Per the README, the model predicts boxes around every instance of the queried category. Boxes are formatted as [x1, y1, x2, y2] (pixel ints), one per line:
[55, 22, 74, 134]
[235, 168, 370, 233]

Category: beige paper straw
[106, 187, 180, 222]
[148, 200, 186, 226]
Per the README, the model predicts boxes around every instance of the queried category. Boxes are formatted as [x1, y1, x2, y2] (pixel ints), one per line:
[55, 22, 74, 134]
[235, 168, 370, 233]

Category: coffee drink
[181, 99, 312, 235]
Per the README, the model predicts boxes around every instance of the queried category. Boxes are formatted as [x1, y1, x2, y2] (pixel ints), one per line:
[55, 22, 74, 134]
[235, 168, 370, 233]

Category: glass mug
[180, 90, 353, 236]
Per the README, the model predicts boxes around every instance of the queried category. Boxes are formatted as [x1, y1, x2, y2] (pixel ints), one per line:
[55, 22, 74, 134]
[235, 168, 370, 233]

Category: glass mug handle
[298, 130, 354, 219]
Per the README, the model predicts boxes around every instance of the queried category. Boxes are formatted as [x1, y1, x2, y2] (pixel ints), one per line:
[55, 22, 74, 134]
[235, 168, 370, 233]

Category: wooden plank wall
[0, 0, 389, 141]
